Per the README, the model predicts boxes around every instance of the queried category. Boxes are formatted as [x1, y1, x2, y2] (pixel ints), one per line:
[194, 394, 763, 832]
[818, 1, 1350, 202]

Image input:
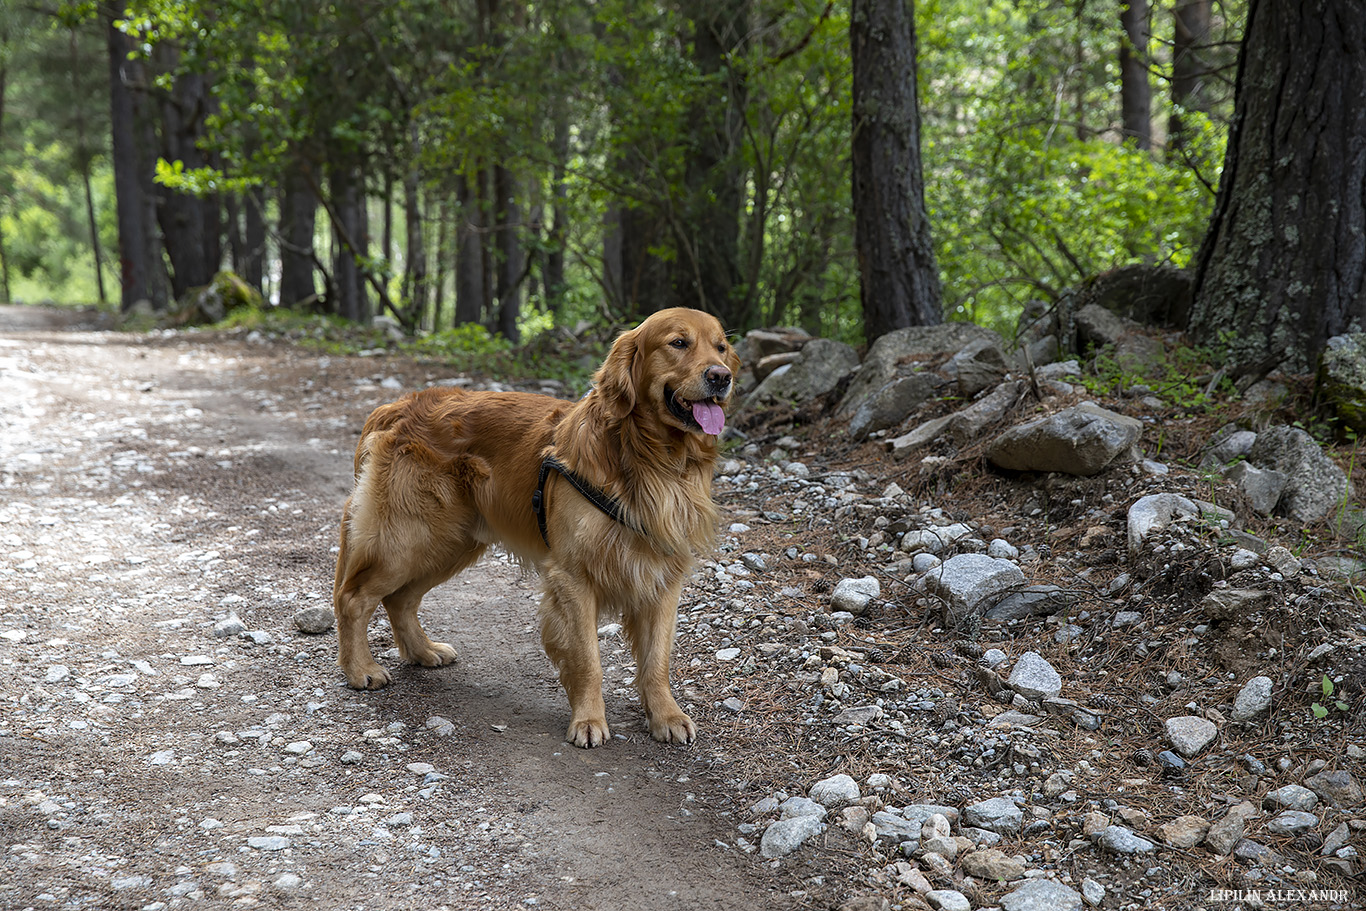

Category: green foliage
[1311, 674, 1349, 721]
[1080, 341, 1235, 413]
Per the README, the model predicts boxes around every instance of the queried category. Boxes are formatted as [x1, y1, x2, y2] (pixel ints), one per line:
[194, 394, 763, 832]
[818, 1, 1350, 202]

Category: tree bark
[545, 109, 569, 317]
[677, 0, 749, 328]
[454, 168, 485, 326]
[493, 165, 523, 342]
[278, 166, 319, 308]
[328, 161, 370, 322]
[1170, 0, 1212, 149]
[104, 1, 166, 311]
[1188, 0, 1366, 372]
[1119, 0, 1152, 150]
[850, 0, 943, 345]
[402, 122, 428, 327]
[155, 57, 219, 299]
[0, 55, 10, 303]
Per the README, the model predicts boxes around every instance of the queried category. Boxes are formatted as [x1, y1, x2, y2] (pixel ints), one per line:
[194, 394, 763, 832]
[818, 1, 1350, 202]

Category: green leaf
[1312, 703, 1329, 720]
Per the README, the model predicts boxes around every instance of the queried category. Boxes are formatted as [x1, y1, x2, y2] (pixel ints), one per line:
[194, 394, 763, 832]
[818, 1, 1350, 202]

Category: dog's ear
[594, 327, 640, 420]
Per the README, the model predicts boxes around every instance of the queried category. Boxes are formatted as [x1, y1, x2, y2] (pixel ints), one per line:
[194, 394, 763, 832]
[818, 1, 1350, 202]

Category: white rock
[809, 774, 861, 808]
[760, 815, 825, 858]
[831, 576, 881, 615]
[1008, 651, 1063, 700]
[1231, 675, 1273, 721]
[1165, 715, 1218, 757]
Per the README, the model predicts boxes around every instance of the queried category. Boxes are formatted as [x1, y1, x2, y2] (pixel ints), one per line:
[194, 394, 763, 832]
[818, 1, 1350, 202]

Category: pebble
[1081, 878, 1105, 908]
[759, 815, 824, 858]
[213, 612, 247, 637]
[44, 665, 70, 683]
[1231, 676, 1273, 721]
[1262, 784, 1318, 812]
[809, 774, 861, 808]
[1266, 810, 1319, 836]
[1097, 824, 1155, 854]
[1305, 769, 1363, 805]
[294, 606, 335, 634]
[1164, 715, 1217, 757]
[721, 697, 744, 713]
[1007, 651, 1062, 700]
[1001, 878, 1084, 911]
[961, 847, 1025, 881]
[1156, 815, 1208, 848]
[830, 576, 881, 615]
[926, 889, 971, 911]
[963, 797, 1022, 835]
[247, 835, 290, 851]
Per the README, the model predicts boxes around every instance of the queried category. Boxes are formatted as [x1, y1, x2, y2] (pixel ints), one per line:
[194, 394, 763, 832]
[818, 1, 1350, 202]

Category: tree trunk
[104, 1, 166, 312]
[243, 187, 265, 293]
[328, 162, 370, 322]
[403, 122, 428, 327]
[677, 0, 749, 328]
[0, 57, 9, 303]
[1188, 0, 1366, 373]
[454, 168, 485, 326]
[850, 0, 943, 345]
[67, 29, 108, 306]
[1119, 0, 1152, 150]
[545, 110, 569, 318]
[279, 166, 319, 308]
[156, 58, 219, 299]
[431, 190, 448, 330]
[1170, 0, 1212, 149]
[493, 165, 523, 343]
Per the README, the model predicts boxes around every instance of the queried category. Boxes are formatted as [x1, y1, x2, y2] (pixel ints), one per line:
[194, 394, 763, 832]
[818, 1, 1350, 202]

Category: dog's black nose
[704, 365, 732, 391]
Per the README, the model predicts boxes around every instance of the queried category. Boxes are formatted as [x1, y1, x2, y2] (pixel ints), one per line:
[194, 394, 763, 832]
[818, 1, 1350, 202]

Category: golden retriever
[332, 308, 740, 748]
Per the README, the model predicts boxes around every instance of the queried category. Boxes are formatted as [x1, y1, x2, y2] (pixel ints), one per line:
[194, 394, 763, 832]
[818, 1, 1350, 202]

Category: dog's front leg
[540, 569, 610, 748]
[626, 581, 696, 745]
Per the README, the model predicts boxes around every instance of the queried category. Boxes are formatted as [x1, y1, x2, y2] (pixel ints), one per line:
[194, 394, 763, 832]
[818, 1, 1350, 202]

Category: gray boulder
[1222, 461, 1288, 516]
[746, 337, 858, 408]
[1075, 303, 1165, 369]
[962, 797, 1023, 835]
[985, 584, 1072, 621]
[840, 323, 1003, 416]
[922, 554, 1025, 627]
[949, 380, 1023, 445]
[1319, 332, 1366, 433]
[886, 414, 954, 459]
[1248, 425, 1353, 522]
[986, 403, 1142, 476]
[1000, 879, 1083, 911]
[1201, 424, 1258, 468]
[848, 374, 938, 439]
[949, 338, 1009, 397]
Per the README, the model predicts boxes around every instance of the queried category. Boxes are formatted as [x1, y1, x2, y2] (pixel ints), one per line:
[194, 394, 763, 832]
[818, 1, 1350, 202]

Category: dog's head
[595, 308, 740, 437]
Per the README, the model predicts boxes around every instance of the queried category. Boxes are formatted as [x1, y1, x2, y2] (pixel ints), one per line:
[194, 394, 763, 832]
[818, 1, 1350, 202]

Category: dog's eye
[716, 343, 727, 354]
[669, 338, 689, 350]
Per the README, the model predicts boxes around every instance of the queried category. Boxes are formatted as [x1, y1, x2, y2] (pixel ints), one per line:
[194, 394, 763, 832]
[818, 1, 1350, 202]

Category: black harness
[533, 454, 635, 546]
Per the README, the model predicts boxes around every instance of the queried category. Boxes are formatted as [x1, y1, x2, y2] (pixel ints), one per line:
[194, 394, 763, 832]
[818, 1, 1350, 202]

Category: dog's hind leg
[539, 568, 610, 748]
[625, 579, 696, 744]
[382, 547, 484, 669]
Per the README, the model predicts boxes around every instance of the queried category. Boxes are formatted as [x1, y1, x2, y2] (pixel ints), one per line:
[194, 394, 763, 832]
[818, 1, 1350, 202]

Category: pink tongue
[692, 401, 725, 435]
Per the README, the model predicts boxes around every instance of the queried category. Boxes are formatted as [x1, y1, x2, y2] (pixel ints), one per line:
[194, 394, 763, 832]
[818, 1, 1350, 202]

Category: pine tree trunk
[678, 0, 749, 327]
[328, 162, 370, 322]
[1189, 0, 1366, 372]
[279, 167, 318, 308]
[454, 169, 485, 326]
[1119, 0, 1152, 150]
[403, 122, 428, 326]
[0, 58, 10, 304]
[104, 2, 166, 311]
[1170, 0, 1212, 149]
[850, 0, 943, 344]
[156, 61, 218, 299]
[545, 111, 569, 318]
[493, 165, 523, 343]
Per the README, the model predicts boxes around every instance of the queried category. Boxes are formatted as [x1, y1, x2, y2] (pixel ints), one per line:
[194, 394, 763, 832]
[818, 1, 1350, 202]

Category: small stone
[987, 538, 1019, 560]
[760, 815, 825, 857]
[213, 612, 247, 638]
[926, 890, 971, 911]
[1157, 815, 1209, 848]
[283, 740, 312, 755]
[963, 797, 1023, 835]
[1321, 822, 1351, 856]
[715, 647, 742, 661]
[1097, 825, 1155, 854]
[247, 835, 291, 851]
[1205, 803, 1255, 856]
[44, 665, 70, 684]
[274, 873, 303, 890]
[293, 606, 335, 634]
[779, 796, 828, 820]
[1263, 784, 1318, 812]
[1157, 750, 1188, 772]
[1229, 548, 1261, 569]
[1000, 878, 1084, 911]
[831, 576, 881, 615]
[1081, 878, 1105, 908]
[961, 847, 1025, 881]
[809, 774, 861, 808]
[1266, 810, 1319, 836]
[339, 750, 363, 764]
[1233, 838, 1283, 865]
[1164, 715, 1218, 757]
[1081, 812, 1111, 837]
[1264, 545, 1301, 576]
[981, 648, 1008, 668]
[1232, 676, 1273, 721]
[1304, 769, 1363, 806]
[721, 696, 744, 714]
[1008, 651, 1063, 700]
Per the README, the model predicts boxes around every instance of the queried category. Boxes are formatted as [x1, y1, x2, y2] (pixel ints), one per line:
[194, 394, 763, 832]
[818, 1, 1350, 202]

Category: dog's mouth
[667, 387, 727, 436]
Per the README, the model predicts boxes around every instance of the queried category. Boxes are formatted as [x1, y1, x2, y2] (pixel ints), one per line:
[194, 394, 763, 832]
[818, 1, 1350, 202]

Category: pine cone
[1130, 748, 1155, 767]
[954, 639, 985, 659]
[1086, 693, 1118, 710]
[943, 783, 974, 806]
[931, 651, 958, 669]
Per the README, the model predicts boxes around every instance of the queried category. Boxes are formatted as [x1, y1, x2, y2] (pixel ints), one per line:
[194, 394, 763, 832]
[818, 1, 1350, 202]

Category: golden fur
[332, 308, 740, 748]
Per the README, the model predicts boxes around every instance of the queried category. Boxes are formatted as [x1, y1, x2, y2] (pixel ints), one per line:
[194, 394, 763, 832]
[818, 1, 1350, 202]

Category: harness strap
[533, 454, 635, 547]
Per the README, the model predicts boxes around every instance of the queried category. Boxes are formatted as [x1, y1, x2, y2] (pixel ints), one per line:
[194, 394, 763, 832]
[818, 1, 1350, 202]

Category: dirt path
[0, 309, 803, 910]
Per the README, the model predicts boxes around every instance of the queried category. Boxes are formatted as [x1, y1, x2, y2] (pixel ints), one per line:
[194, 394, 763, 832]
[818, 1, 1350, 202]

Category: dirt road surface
[0, 309, 809, 911]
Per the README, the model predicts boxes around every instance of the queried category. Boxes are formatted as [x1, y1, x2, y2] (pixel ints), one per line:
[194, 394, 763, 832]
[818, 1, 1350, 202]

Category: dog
[332, 308, 740, 748]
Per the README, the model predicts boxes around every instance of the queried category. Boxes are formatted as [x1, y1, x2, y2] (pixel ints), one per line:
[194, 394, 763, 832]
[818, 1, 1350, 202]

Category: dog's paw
[343, 663, 392, 690]
[566, 718, 611, 749]
[648, 711, 696, 745]
[410, 641, 458, 668]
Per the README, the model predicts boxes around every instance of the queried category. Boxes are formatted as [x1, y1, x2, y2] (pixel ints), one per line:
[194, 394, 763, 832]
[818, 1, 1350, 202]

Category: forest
[0, 0, 1361, 368]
